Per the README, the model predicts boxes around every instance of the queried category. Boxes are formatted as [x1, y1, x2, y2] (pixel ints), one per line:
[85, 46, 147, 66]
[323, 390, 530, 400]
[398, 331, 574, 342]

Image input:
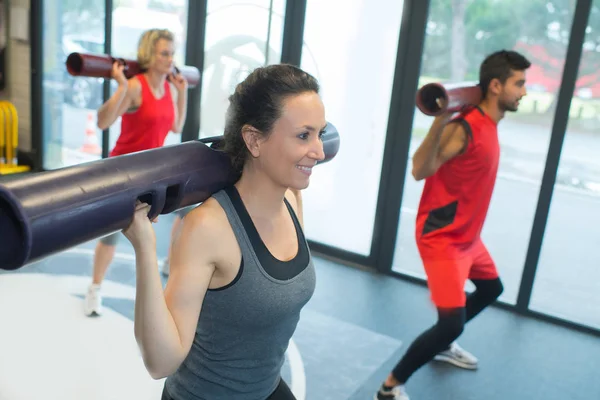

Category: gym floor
[0, 211, 598, 400]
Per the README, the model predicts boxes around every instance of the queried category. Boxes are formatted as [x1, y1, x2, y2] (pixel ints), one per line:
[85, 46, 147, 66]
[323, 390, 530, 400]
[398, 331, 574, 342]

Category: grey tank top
[165, 186, 316, 400]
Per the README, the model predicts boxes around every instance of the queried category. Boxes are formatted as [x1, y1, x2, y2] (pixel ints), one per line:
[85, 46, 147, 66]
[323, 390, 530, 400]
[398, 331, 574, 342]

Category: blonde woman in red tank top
[83, 28, 189, 317]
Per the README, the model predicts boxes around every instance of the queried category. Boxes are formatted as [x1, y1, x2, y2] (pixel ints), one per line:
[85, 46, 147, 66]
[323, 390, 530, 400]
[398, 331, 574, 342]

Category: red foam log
[65, 52, 200, 88]
[416, 82, 482, 116]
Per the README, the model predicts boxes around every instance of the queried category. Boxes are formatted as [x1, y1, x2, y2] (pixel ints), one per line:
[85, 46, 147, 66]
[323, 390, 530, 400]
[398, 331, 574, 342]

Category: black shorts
[161, 377, 296, 400]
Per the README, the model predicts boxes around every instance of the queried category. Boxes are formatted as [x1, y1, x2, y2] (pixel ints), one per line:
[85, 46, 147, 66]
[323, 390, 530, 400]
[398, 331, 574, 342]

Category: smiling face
[243, 91, 327, 190]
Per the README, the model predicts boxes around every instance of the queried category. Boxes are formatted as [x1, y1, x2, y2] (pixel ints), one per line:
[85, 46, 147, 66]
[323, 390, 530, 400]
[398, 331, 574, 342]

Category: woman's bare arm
[133, 202, 223, 379]
[97, 78, 141, 130]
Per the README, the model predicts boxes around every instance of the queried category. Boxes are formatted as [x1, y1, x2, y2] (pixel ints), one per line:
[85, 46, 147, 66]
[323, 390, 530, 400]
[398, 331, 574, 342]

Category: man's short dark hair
[479, 50, 531, 96]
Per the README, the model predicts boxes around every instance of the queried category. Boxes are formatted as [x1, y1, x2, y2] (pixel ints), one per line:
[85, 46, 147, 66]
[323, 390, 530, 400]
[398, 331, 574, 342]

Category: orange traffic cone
[80, 112, 101, 155]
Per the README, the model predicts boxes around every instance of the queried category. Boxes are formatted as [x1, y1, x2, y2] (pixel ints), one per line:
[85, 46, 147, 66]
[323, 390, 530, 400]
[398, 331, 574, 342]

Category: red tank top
[110, 74, 175, 157]
[415, 106, 500, 257]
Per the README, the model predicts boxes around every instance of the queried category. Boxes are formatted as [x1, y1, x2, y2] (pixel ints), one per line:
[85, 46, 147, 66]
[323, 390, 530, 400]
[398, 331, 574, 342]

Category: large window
[530, 0, 600, 330]
[300, 0, 405, 255]
[391, 0, 577, 305]
[42, 1, 106, 170]
[198, 0, 286, 140]
[108, 2, 189, 151]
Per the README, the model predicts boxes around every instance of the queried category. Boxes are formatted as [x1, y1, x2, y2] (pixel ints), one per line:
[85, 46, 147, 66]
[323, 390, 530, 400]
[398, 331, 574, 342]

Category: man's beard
[499, 98, 519, 112]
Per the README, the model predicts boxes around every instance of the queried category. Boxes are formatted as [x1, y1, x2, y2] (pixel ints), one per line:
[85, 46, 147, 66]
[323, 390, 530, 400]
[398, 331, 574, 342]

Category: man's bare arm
[411, 116, 468, 181]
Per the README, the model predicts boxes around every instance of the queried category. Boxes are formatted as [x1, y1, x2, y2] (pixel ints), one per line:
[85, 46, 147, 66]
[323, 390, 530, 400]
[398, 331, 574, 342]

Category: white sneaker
[374, 385, 410, 400]
[434, 341, 478, 370]
[84, 284, 103, 317]
[160, 258, 170, 276]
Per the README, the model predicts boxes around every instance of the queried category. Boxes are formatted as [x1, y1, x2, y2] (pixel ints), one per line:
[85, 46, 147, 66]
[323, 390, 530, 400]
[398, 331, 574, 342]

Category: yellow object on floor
[0, 164, 30, 174]
[0, 101, 31, 175]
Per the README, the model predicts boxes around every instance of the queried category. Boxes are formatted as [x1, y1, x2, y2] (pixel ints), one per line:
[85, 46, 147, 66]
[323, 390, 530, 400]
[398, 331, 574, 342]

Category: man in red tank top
[376, 50, 531, 400]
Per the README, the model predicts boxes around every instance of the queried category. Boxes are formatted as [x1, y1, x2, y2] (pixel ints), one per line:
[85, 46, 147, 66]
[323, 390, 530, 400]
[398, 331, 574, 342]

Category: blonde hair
[137, 28, 175, 69]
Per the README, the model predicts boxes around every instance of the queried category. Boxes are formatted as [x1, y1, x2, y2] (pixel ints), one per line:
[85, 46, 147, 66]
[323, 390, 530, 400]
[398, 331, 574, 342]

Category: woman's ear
[241, 125, 262, 158]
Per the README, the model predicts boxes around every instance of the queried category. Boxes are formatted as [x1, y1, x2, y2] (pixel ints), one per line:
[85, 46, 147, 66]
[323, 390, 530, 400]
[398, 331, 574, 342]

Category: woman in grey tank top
[121, 64, 329, 400]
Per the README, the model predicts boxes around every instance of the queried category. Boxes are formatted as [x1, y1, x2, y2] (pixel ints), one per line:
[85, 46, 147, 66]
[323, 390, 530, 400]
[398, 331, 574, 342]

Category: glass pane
[198, 0, 286, 140]
[109, 2, 189, 152]
[42, 1, 106, 169]
[531, 0, 600, 330]
[300, 0, 405, 255]
[392, 0, 576, 305]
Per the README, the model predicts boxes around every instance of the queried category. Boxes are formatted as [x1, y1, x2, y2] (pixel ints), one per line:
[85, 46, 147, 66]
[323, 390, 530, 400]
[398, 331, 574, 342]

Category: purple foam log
[0, 124, 340, 271]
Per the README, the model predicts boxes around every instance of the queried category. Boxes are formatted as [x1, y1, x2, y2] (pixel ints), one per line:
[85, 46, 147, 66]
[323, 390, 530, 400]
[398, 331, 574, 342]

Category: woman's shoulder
[284, 189, 299, 209]
[126, 75, 143, 94]
[177, 196, 239, 269]
[183, 197, 228, 232]
[283, 189, 303, 227]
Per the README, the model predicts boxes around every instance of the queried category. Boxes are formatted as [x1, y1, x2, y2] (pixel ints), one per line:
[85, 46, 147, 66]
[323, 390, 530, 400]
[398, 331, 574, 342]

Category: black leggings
[161, 377, 296, 400]
[392, 278, 504, 383]
[266, 378, 296, 400]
